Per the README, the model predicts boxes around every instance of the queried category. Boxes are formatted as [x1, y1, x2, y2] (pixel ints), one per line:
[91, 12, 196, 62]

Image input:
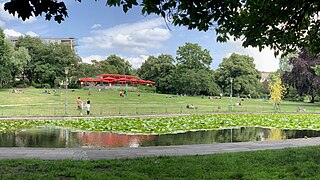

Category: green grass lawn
[1, 146, 320, 179]
[0, 88, 319, 116]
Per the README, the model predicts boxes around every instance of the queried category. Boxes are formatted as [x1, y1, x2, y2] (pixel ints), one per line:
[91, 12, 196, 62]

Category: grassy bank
[0, 88, 319, 116]
[1, 146, 320, 179]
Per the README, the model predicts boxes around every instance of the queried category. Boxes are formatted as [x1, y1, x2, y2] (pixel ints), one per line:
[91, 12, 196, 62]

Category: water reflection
[0, 127, 319, 148]
[76, 132, 155, 148]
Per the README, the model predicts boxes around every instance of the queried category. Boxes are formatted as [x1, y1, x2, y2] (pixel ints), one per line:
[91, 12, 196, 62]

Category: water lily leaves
[0, 114, 319, 134]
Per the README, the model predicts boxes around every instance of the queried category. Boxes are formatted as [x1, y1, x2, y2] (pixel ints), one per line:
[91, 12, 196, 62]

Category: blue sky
[0, 0, 279, 71]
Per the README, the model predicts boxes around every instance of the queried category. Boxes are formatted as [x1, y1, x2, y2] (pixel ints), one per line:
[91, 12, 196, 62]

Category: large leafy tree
[4, 0, 320, 54]
[14, 36, 45, 84]
[214, 53, 261, 97]
[282, 49, 320, 103]
[175, 43, 219, 95]
[138, 54, 176, 94]
[11, 47, 31, 81]
[175, 69, 220, 96]
[0, 29, 15, 86]
[15, 36, 80, 86]
[74, 63, 98, 79]
[93, 55, 133, 75]
[176, 43, 212, 70]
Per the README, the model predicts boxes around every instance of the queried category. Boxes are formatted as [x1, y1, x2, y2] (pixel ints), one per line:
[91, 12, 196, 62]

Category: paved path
[1, 137, 320, 160]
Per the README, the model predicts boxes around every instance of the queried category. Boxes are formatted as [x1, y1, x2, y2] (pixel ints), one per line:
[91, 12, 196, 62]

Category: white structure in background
[260, 71, 271, 82]
[41, 37, 77, 51]
[6, 36, 77, 51]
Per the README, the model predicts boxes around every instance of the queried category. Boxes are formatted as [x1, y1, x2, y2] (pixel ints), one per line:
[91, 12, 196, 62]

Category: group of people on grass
[75, 89, 138, 115]
[76, 97, 90, 115]
[119, 89, 127, 97]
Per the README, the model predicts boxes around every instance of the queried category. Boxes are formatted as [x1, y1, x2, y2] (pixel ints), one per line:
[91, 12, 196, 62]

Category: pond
[0, 127, 319, 148]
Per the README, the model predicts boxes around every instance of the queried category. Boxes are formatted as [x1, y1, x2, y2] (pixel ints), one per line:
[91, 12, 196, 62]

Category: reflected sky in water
[0, 127, 319, 148]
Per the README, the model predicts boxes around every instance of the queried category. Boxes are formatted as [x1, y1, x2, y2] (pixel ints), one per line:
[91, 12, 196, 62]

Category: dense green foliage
[14, 36, 81, 87]
[2, 31, 320, 101]
[0, 114, 319, 134]
[0, 29, 14, 87]
[215, 53, 261, 97]
[137, 43, 221, 95]
[137, 54, 176, 94]
[174, 43, 220, 96]
[92, 55, 133, 75]
[4, 0, 320, 55]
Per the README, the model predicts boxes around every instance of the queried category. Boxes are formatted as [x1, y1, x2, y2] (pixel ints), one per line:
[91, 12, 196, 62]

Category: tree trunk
[310, 95, 315, 103]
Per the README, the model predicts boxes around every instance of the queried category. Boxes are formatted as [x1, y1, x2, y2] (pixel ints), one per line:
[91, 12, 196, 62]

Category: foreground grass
[1, 146, 320, 179]
[0, 88, 318, 116]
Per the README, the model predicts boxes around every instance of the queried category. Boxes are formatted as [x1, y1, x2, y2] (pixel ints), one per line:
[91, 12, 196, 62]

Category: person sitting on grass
[186, 104, 197, 109]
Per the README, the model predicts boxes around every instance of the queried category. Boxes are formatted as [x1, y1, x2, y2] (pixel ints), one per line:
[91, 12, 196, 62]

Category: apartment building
[7, 36, 77, 51]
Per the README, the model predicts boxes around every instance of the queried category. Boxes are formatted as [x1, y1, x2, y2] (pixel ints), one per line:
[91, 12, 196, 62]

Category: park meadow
[2, 87, 320, 116]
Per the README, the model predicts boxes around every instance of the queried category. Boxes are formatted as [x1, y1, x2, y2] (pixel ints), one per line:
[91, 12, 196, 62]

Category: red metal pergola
[79, 74, 156, 86]
[117, 77, 130, 84]
[145, 80, 156, 84]
[79, 77, 95, 82]
[103, 77, 117, 83]
[92, 78, 103, 82]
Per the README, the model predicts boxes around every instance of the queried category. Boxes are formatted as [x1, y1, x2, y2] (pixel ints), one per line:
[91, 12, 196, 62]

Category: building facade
[6, 36, 77, 51]
[260, 71, 270, 82]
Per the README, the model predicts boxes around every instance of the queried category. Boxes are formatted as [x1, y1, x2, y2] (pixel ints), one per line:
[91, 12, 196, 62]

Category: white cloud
[80, 18, 171, 54]
[0, 3, 15, 21]
[226, 39, 280, 72]
[243, 47, 280, 72]
[4, 29, 23, 37]
[91, 24, 102, 29]
[0, 20, 4, 27]
[4, 29, 39, 39]
[0, 3, 36, 23]
[81, 55, 107, 63]
[81, 54, 148, 68]
[122, 55, 149, 68]
[26, 31, 38, 37]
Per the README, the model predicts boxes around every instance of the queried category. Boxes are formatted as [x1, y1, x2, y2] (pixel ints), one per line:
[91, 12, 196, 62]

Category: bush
[68, 83, 80, 89]
[16, 84, 28, 88]
[137, 84, 156, 93]
[32, 82, 51, 89]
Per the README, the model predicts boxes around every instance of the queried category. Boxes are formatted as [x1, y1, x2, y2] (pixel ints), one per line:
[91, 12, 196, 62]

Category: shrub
[31, 82, 51, 89]
[137, 84, 156, 93]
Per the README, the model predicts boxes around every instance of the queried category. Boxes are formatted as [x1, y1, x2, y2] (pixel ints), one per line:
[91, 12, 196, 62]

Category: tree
[269, 73, 286, 106]
[138, 54, 176, 94]
[14, 36, 45, 84]
[11, 47, 31, 82]
[176, 43, 212, 70]
[74, 63, 98, 79]
[0, 29, 14, 86]
[4, 0, 320, 54]
[175, 43, 220, 95]
[214, 53, 261, 97]
[15, 36, 81, 86]
[93, 55, 133, 75]
[279, 53, 298, 74]
[282, 49, 320, 103]
[175, 69, 220, 96]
